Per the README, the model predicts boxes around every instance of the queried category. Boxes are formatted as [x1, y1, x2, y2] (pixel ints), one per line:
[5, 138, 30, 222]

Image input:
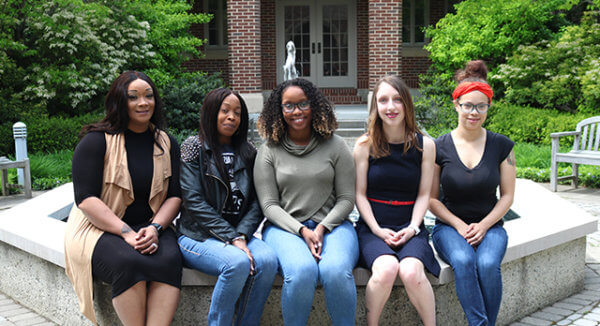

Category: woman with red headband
[429, 60, 516, 325]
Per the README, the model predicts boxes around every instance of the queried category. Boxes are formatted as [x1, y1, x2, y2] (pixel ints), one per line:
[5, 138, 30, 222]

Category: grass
[6, 150, 72, 191]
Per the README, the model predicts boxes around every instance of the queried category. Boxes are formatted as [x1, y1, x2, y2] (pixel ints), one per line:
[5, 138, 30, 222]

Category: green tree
[0, 0, 210, 118]
[492, 10, 600, 114]
[425, 0, 572, 80]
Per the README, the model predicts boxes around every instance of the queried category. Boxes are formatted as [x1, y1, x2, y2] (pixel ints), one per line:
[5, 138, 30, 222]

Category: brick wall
[261, 0, 276, 91]
[227, 0, 262, 93]
[182, 0, 230, 85]
[357, 0, 369, 90]
[368, 0, 402, 89]
[400, 56, 431, 88]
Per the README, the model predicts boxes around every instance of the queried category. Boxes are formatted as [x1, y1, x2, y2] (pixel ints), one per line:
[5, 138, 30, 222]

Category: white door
[276, 0, 356, 88]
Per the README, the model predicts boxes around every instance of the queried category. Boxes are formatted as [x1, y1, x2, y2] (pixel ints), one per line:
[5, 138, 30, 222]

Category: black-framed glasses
[282, 101, 310, 113]
[458, 102, 490, 113]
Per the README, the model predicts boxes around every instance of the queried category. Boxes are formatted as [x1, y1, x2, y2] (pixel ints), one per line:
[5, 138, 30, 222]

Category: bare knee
[370, 256, 400, 287]
[398, 258, 427, 288]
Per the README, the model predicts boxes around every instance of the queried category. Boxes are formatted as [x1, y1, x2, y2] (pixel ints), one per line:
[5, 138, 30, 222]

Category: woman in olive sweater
[254, 78, 358, 326]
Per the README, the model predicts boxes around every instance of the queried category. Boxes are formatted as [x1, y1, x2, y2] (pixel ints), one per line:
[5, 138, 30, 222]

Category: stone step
[335, 128, 366, 138]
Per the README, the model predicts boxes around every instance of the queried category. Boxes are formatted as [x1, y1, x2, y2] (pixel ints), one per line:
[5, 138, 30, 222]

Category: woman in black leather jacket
[177, 88, 277, 326]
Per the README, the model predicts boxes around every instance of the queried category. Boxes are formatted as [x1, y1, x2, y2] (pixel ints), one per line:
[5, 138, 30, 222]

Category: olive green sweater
[254, 133, 356, 235]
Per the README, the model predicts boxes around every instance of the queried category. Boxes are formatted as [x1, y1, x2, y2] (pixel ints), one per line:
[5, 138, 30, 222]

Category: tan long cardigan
[64, 130, 171, 324]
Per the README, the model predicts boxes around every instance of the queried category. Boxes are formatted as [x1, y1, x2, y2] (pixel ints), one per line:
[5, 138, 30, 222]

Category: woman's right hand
[373, 226, 396, 246]
[300, 227, 322, 261]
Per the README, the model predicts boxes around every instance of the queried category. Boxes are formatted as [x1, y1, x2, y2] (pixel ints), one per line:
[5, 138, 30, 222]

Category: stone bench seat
[0, 179, 597, 325]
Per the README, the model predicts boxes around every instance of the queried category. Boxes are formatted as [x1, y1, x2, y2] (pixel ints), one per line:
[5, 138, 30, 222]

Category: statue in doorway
[283, 40, 298, 80]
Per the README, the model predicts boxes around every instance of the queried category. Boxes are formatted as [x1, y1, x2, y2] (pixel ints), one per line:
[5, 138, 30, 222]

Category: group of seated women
[64, 59, 515, 326]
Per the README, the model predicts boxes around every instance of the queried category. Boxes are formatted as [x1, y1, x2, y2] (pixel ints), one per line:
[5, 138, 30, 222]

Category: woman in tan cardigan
[64, 71, 182, 325]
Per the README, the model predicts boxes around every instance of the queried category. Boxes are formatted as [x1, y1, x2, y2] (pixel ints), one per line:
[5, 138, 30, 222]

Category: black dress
[356, 134, 440, 276]
[72, 129, 182, 297]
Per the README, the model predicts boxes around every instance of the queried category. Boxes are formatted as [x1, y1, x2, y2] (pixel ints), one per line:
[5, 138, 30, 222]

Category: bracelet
[232, 235, 246, 242]
[407, 225, 420, 235]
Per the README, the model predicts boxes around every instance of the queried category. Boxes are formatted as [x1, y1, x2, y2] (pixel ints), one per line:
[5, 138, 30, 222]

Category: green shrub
[485, 102, 588, 145]
[23, 112, 102, 153]
[0, 0, 210, 117]
[425, 0, 572, 80]
[492, 10, 600, 114]
[414, 69, 456, 132]
[162, 72, 225, 132]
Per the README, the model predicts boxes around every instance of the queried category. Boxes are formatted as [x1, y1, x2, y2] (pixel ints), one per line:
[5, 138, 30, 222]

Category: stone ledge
[0, 179, 597, 325]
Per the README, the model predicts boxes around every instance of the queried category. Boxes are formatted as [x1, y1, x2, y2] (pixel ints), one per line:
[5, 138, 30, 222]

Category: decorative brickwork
[227, 0, 262, 93]
[368, 0, 402, 89]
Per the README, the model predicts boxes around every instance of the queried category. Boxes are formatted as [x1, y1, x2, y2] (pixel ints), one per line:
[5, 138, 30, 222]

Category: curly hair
[455, 59, 488, 84]
[257, 78, 338, 144]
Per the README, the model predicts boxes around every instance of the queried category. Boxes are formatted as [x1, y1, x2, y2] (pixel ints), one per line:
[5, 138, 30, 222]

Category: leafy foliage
[0, 0, 209, 118]
[425, 0, 572, 79]
[485, 102, 588, 145]
[162, 72, 226, 132]
[492, 10, 600, 114]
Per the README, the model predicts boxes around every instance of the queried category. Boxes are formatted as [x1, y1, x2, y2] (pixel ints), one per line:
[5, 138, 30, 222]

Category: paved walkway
[0, 183, 599, 325]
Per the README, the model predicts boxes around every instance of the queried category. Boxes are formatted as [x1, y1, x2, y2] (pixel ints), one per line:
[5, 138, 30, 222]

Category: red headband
[452, 82, 493, 103]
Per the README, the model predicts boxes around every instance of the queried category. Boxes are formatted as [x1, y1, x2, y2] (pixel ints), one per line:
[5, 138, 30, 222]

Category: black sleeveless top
[435, 130, 513, 225]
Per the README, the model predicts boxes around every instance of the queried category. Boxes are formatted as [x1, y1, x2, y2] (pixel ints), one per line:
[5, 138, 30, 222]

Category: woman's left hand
[465, 223, 488, 247]
[135, 226, 159, 255]
[232, 239, 256, 275]
[388, 227, 415, 248]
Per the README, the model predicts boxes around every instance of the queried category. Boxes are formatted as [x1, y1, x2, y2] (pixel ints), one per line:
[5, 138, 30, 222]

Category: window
[402, 0, 429, 46]
[205, 0, 227, 49]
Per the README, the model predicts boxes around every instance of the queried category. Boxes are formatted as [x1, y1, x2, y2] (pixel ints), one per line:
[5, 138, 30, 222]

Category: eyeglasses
[281, 101, 310, 113]
[458, 102, 490, 113]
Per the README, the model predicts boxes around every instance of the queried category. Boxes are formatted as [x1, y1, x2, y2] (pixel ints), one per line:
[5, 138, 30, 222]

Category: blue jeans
[263, 220, 359, 326]
[178, 235, 278, 326]
[432, 223, 508, 326]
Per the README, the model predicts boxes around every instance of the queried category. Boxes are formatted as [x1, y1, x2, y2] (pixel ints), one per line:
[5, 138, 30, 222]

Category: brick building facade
[183, 0, 458, 112]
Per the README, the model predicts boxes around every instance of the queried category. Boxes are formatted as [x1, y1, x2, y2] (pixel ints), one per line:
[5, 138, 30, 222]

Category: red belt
[368, 197, 415, 206]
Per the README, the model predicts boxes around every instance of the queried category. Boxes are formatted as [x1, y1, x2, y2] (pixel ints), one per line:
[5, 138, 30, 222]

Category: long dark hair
[367, 75, 422, 158]
[80, 71, 165, 148]
[257, 78, 338, 144]
[200, 88, 256, 185]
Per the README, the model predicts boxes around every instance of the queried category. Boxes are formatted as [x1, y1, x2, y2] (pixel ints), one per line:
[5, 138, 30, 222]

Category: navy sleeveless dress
[356, 134, 440, 276]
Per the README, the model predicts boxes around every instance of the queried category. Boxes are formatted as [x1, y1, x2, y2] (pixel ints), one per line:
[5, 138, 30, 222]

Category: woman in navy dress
[354, 75, 440, 326]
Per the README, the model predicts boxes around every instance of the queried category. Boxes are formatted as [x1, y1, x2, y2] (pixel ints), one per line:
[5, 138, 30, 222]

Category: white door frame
[276, 0, 357, 88]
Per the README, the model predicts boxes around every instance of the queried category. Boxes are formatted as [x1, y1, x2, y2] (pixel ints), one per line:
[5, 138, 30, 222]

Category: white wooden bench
[550, 116, 600, 192]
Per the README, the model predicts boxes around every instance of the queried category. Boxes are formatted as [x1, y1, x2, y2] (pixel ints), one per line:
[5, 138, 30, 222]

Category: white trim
[276, 0, 357, 88]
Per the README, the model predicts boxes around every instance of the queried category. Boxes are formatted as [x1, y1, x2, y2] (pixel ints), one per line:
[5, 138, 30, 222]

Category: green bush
[492, 10, 600, 114]
[425, 0, 572, 80]
[0, 0, 210, 117]
[414, 69, 456, 132]
[485, 102, 588, 145]
[23, 113, 102, 154]
[162, 72, 226, 132]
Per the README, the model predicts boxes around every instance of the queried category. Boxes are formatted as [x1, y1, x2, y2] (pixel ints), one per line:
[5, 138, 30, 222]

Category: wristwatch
[408, 225, 420, 235]
[150, 223, 163, 235]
